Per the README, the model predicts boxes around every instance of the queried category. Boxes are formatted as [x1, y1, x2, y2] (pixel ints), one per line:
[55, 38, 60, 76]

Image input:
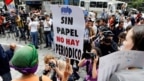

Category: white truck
[0, 1, 4, 9]
[79, 0, 127, 17]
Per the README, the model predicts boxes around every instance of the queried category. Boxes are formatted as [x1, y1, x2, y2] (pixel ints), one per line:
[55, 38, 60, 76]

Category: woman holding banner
[122, 25, 144, 51]
[110, 25, 144, 81]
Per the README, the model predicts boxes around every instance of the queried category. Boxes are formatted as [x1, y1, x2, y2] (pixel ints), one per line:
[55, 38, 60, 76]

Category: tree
[131, 0, 144, 9]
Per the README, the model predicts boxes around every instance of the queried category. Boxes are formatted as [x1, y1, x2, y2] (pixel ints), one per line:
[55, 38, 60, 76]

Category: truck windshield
[90, 2, 107, 8]
[117, 3, 123, 9]
[80, 1, 85, 7]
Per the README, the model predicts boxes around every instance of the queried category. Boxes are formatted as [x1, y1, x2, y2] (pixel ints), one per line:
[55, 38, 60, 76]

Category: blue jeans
[11, 24, 19, 37]
[19, 27, 25, 38]
[1, 72, 12, 81]
[44, 31, 53, 47]
[30, 32, 38, 47]
[51, 31, 54, 41]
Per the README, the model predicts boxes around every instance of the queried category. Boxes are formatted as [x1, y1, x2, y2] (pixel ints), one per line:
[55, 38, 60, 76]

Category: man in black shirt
[113, 21, 125, 43]
[0, 44, 16, 81]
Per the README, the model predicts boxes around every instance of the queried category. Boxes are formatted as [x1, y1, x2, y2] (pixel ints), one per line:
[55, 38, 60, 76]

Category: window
[103, 2, 107, 8]
[117, 3, 123, 9]
[80, 1, 85, 7]
[96, 2, 103, 8]
[90, 2, 96, 7]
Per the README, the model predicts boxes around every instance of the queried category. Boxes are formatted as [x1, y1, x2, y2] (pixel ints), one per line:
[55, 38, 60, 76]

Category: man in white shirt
[43, 15, 52, 48]
[124, 17, 132, 29]
[28, 17, 40, 49]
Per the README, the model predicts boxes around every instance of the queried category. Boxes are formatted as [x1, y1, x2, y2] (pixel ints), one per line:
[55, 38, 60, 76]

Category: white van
[108, 1, 127, 13]
[0, 1, 4, 9]
[79, 0, 127, 13]
[18, 4, 26, 11]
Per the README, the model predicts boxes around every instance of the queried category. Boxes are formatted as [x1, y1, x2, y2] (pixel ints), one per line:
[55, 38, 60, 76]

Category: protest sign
[50, 5, 85, 60]
[98, 51, 144, 81]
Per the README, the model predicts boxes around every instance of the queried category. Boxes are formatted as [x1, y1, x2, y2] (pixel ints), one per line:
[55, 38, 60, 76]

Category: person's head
[10, 44, 38, 75]
[118, 20, 124, 28]
[91, 47, 102, 57]
[126, 17, 130, 22]
[91, 47, 102, 67]
[139, 18, 144, 24]
[44, 54, 56, 64]
[100, 30, 114, 45]
[10, 43, 16, 51]
[103, 9, 105, 12]
[45, 15, 50, 21]
[123, 25, 144, 51]
[118, 32, 126, 45]
[85, 19, 94, 28]
[96, 19, 100, 26]
[44, 55, 57, 69]
[99, 18, 107, 26]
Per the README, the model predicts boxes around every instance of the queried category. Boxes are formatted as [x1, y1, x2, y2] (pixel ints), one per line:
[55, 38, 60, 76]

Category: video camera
[82, 53, 96, 60]
[49, 62, 56, 68]
[38, 16, 45, 21]
[97, 27, 114, 44]
[101, 30, 114, 43]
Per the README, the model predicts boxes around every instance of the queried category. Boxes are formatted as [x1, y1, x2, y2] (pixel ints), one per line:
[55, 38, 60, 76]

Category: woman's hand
[43, 64, 51, 75]
[62, 58, 73, 81]
[92, 56, 98, 79]
[65, 58, 72, 75]
[93, 56, 99, 64]
[45, 64, 51, 71]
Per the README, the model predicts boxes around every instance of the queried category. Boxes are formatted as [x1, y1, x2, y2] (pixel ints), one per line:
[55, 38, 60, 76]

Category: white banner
[98, 51, 144, 81]
[50, 5, 85, 60]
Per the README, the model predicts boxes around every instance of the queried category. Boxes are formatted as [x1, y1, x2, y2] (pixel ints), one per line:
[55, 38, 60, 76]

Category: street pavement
[0, 35, 86, 81]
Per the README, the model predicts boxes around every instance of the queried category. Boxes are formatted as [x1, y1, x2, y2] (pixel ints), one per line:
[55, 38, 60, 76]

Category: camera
[38, 16, 45, 20]
[82, 53, 96, 60]
[99, 30, 114, 43]
[49, 62, 56, 68]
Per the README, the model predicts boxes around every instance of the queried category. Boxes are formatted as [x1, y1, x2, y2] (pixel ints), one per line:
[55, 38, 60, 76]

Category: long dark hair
[93, 47, 102, 68]
[131, 25, 144, 51]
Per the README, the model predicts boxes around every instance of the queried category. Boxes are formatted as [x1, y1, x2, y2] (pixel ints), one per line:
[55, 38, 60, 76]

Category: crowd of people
[0, 5, 144, 81]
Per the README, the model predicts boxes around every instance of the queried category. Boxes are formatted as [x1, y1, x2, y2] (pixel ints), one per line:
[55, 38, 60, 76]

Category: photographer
[43, 55, 73, 81]
[94, 29, 118, 56]
[78, 47, 102, 81]
[84, 19, 95, 53]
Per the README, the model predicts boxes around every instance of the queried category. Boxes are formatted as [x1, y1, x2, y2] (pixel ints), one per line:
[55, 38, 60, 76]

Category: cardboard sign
[98, 51, 144, 81]
[51, 5, 85, 60]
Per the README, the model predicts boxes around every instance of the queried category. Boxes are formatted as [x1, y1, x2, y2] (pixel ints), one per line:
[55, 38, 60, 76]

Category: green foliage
[130, 0, 144, 8]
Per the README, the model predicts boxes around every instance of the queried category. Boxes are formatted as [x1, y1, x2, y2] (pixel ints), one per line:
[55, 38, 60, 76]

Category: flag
[5, 0, 13, 5]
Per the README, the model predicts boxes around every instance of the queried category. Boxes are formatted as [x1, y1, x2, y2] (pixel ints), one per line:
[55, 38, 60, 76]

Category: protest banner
[98, 51, 144, 81]
[50, 5, 85, 60]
